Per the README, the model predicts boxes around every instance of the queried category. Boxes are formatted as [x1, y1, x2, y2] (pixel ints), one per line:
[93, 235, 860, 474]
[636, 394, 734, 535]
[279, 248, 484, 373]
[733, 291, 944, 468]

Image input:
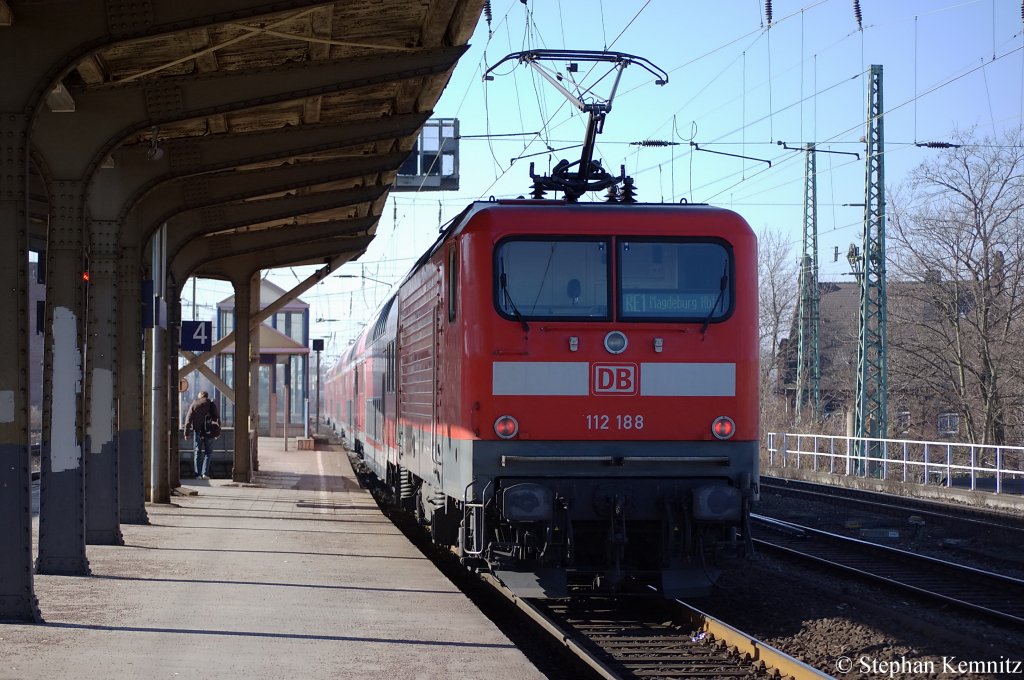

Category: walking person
[184, 391, 220, 479]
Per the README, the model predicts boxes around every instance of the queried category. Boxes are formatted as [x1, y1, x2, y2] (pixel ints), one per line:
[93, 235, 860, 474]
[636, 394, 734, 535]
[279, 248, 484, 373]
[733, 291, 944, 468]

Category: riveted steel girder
[172, 216, 376, 283]
[118, 113, 429, 228]
[2, 1, 336, 112]
[32, 46, 465, 180]
[123, 146, 411, 244]
[199, 236, 376, 282]
[164, 183, 387, 266]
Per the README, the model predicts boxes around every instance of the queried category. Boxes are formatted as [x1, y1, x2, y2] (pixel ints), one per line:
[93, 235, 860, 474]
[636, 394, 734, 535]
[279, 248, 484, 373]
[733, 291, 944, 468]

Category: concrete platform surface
[4, 438, 544, 680]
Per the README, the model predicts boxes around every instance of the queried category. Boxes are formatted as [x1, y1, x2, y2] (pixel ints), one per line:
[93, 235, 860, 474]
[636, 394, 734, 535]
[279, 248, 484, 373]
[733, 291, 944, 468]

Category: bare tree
[888, 127, 1024, 445]
[757, 225, 798, 433]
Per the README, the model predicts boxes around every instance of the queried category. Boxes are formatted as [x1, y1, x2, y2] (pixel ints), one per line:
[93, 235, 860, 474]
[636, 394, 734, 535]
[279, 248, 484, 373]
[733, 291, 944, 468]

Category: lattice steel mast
[796, 143, 821, 423]
[854, 64, 887, 472]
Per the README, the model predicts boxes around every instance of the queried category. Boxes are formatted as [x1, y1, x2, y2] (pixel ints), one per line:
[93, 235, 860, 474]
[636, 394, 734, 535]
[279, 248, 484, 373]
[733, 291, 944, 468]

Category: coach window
[448, 245, 458, 323]
[495, 238, 610, 320]
[618, 239, 732, 322]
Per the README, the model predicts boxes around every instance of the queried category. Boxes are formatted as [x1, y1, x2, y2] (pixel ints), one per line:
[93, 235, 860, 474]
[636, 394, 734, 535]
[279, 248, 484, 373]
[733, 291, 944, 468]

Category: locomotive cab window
[619, 239, 733, 321]
[494, 238, 610, 320]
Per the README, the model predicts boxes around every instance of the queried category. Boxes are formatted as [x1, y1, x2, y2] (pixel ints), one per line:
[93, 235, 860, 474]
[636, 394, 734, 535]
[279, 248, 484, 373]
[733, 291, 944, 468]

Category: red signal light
[711, 416, 735, 440]
[82, 271, 90, 282]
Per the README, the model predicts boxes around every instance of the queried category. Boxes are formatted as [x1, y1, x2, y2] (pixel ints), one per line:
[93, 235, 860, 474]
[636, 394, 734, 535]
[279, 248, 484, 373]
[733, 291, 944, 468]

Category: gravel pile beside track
[694, 553, 1024, 679]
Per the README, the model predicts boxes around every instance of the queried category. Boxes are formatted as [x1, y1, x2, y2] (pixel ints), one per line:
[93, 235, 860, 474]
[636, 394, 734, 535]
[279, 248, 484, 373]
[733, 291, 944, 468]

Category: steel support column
[0, 113, 40, 621]
[167, 279, 182, 489]
[84, 218, 123, 545]
[36, 180, 89, 576]
[232, 276, 252, 482]
[117, 245, 148, 524]
[147, 227, 170, 503]
[249, 274, 261, 471]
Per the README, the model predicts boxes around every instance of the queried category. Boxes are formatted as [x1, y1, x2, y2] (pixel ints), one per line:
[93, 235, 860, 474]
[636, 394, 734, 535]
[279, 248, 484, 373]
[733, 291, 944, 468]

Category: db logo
[592, 363, 638, 395]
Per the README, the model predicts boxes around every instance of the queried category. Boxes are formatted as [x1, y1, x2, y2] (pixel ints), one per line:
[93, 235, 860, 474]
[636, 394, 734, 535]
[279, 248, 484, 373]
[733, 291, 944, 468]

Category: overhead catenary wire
[490, 0, 1015, 212]
[630, 36, 1024, 207]
[327, 1, 1024, 351]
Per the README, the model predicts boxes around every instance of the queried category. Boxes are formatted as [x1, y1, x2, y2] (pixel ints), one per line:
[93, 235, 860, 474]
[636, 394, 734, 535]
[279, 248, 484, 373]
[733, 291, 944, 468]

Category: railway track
[483, 575, 828, 680]
[752, 514, 1024, 627]
[760, 476, 1024, 538]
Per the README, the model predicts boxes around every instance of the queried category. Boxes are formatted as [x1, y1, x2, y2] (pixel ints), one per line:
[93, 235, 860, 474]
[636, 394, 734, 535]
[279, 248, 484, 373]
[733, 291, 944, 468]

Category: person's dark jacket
[184, 396, 219, 437]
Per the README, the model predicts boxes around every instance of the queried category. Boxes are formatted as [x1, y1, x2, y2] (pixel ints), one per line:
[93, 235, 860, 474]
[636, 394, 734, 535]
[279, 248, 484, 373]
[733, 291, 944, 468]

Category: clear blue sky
[188, 0, 1024, 361]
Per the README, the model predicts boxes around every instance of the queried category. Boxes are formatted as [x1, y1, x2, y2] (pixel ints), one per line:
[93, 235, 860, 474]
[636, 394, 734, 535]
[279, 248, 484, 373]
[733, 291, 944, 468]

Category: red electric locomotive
[323, 49, 759, 597]
[324, 197, 759, 597]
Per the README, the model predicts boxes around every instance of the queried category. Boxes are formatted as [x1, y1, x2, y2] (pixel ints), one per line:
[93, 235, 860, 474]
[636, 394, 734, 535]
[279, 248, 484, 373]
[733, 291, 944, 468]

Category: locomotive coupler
[600, 494, 628, 591]
[558, 496, 574, 563]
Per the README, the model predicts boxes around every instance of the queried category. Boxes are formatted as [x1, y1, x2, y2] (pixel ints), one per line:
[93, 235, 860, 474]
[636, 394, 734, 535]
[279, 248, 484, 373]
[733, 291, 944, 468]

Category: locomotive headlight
[711, 416, 735, 440]
[494, 415, 519, 439]
[603, 330, 628, 354]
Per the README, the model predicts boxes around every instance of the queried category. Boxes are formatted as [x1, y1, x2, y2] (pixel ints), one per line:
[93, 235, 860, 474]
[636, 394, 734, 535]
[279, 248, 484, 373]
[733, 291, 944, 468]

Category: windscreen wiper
[700, 263, 729, 340]
[499, 265, 530, 333]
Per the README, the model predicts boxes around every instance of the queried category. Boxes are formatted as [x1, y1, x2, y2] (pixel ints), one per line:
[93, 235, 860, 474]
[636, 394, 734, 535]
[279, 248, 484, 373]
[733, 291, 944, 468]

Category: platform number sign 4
[180, 320, 212, 352]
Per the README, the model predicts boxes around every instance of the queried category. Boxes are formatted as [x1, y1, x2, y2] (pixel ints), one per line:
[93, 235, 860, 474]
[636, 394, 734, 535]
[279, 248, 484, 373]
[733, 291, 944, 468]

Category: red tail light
[711, 416, 735, 440]
[494, 415, 519, 439]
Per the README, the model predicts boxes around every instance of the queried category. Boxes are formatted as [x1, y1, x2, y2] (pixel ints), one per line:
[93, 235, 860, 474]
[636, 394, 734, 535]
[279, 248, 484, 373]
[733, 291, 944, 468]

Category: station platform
[6, 438, 544, 680]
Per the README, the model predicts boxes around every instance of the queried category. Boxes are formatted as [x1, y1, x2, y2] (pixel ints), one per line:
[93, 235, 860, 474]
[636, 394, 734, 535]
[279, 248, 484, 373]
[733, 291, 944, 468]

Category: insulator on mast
[853, 0, 863, 30]
[765, 0, 773, 26]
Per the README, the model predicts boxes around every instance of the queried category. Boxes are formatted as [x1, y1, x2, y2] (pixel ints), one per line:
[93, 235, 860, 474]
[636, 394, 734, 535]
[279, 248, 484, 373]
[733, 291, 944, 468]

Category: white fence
[765, 432, 1024, 495]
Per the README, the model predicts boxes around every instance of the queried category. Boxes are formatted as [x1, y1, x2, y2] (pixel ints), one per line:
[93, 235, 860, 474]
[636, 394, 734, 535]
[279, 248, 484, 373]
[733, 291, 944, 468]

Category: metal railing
[765, 432, 1024, 495]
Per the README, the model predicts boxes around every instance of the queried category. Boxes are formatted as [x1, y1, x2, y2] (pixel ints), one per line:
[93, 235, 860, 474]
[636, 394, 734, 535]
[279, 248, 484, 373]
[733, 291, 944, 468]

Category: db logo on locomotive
[592, 363, 639, 395]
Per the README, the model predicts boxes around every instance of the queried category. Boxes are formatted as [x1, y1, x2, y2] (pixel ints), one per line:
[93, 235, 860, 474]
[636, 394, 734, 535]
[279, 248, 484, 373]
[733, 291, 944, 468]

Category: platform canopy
[19, 0, 484, 277]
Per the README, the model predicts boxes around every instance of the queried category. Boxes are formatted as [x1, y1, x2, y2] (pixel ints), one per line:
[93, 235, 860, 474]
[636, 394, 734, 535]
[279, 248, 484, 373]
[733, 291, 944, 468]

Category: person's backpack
[202, 412, 221, 439]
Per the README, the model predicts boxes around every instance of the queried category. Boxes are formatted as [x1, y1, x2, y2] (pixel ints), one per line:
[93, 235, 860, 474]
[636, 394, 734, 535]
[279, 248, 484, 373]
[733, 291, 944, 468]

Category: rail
[752, 514, 1024, 626]
[483, 574, 829, 679]
[766, 432, 1024, 495]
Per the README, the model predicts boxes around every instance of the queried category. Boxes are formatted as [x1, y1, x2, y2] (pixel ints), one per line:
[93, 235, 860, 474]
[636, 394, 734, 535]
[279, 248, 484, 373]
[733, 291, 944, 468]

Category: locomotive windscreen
[495, 238, 610, 320]
[494, 236, 732, 322]
[619, 240, 732, 321]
